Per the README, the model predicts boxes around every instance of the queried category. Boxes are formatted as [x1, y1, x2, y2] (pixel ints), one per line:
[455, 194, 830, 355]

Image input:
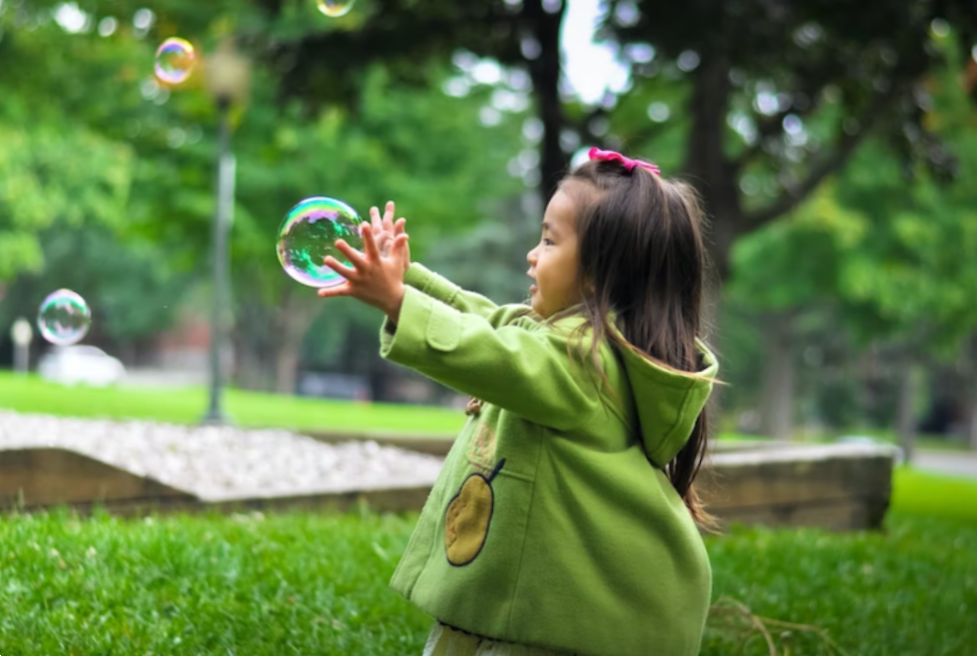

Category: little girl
[318, 148, 719, 656]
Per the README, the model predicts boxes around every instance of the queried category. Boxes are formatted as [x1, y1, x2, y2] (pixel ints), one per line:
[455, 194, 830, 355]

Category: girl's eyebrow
[542, 221, 559, 236]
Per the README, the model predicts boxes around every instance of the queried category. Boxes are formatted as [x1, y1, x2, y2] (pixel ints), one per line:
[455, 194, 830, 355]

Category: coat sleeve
[379, 286, 601, 431]
[403, 263, 529, 327]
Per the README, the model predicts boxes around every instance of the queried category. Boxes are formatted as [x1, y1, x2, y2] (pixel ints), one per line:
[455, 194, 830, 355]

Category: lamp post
[11, 318, 32, 375]
[200, 39, 250, 426]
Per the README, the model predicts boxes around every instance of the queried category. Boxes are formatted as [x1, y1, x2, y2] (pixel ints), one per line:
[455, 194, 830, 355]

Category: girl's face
[526, 188, 582, 319]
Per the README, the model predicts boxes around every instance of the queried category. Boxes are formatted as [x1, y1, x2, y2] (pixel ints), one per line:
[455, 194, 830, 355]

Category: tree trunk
[968, 334, 977, 451]
[273, 289, 317, 396]
[968, 401, 977, 452]
[682, 50, 742, 280]
[367, 350, 395, 402]
[523, 0, 568, 203]
[233, 300, 276, 392]
[760, 311, 795, 440]
[897, 361, 917, 464]
[275, 342, 301, 396]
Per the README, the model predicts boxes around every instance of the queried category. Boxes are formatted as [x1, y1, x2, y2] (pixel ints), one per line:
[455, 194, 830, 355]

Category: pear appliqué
[444, 459, 505, 566]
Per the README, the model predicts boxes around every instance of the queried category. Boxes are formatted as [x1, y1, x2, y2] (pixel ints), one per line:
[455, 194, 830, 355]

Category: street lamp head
[205, 38, 251, 105]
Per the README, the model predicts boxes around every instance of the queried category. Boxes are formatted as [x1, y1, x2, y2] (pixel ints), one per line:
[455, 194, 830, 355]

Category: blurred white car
[38, 345, 126, 387]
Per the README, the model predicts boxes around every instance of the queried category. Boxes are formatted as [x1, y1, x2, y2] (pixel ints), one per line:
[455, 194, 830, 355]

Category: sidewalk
[913, 450, 977, 479]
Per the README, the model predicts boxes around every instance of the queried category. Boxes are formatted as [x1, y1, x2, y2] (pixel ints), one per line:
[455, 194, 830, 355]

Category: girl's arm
[380, 286, 600, 431]
[318, 222, 581, 427]
[404, 263, 526, 325]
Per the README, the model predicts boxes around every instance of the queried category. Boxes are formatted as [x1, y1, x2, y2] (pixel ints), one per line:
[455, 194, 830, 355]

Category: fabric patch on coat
[467, 422, 497, 475]
[444, 459, 505, 566]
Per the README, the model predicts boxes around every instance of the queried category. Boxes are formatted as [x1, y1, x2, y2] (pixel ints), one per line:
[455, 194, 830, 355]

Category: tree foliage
[0, 0, 527, 392]
[730, 30, 977, 356]
[258, 0, 977, 276]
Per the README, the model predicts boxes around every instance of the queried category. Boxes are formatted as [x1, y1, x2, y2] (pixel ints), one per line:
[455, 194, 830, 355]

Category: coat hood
[614, 333, 718, 468]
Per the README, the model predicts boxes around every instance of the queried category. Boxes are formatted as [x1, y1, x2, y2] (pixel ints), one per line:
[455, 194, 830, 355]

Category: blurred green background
[1, 0, 976, 455]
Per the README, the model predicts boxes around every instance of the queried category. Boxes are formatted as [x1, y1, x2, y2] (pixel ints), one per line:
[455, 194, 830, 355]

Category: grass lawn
[806, 426, 971, 453]
[0, 372, 465, 437]
[891, 466, 977, 523]
[0, 469, 974, 654]
[0, 372, 764, 444]
[719, 426, 971, 453]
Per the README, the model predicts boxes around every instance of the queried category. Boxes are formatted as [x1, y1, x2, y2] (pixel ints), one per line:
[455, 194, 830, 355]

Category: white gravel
[0, 410, 445, 502]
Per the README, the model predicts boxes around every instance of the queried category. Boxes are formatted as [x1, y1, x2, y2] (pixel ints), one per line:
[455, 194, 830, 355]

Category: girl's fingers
[331, 240, 367, 269]
[394, 218, 407, 236]
[383, 201, 395, 231]
[361, 223, 382, 261]
[317, 283, 352, 298]
[370, 206, 382, 232]
[392, 233, 410, 257]
[323, 254, 358, 280]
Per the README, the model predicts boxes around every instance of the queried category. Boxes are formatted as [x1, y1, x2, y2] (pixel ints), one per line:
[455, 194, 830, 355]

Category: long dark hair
[559, 158, 716, 528]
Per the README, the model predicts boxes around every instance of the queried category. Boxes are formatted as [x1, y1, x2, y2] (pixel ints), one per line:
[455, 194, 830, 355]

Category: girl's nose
[527, 246, 538, 266]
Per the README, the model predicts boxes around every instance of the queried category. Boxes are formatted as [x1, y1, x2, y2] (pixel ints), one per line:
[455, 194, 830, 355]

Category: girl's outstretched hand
[317, 223, 410, 324]
[370, 201, 411, 272]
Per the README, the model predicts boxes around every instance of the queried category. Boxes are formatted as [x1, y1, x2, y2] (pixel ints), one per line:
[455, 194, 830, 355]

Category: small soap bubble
[37, 290, 91, 346]
[316, 0, 355, 17]
[154, 37, 196, 85]
[276, 197, 365, 289]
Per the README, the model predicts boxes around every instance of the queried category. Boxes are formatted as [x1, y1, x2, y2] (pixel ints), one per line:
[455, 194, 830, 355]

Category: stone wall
[0, 441, 897, 531]
[700, 443, 896, 531]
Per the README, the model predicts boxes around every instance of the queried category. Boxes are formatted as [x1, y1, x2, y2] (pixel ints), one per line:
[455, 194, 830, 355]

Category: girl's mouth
[529, 284, 538, 294]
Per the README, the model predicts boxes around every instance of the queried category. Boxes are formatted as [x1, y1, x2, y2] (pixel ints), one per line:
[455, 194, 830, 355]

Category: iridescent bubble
[37, 289, 92, 346]
[316, 0, 354, 17]
[277, 197, 365, 288]
[154, 37, 196, 85]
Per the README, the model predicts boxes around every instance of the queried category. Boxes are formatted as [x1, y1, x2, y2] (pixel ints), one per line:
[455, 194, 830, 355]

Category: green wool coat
[379, 263, 719, 656]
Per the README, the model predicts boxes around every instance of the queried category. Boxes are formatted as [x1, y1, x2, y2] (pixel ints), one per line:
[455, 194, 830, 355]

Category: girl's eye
[543, 238, 554, 246]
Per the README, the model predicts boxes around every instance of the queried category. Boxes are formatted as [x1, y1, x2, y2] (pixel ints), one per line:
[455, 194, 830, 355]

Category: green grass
[703, 468, 977, 655]
[0, 371, 758, 444]
[0, 470, 974, 654]
[0, 510, 431, 654]
[0, 372, 465, 437]
[804, 426, 972, 452]
[705, 511, 976, 655]
[891, 466, 977, 523]
[0, 372, 771, 445]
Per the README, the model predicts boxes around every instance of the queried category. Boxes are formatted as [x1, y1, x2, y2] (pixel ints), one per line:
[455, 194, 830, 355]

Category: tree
[726, 31, 977, 449]
[260, 0, 977, 280]
[605, 0, 977, 277]
[0, 0, 193, 353]
[0, 119, 131, 280]
[1, 1, 527, 392]
[724, 186, 864, 439]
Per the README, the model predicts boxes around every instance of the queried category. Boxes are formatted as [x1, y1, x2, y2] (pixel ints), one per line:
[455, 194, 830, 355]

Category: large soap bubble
[37, 289, 92, 346]
[276, 196, 366, 288]
[316, 0, 355, 17]
[154, 37, 196, 85]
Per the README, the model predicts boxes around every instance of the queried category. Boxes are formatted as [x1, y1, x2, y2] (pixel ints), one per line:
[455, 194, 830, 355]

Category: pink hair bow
[588, 147, 661, 175]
